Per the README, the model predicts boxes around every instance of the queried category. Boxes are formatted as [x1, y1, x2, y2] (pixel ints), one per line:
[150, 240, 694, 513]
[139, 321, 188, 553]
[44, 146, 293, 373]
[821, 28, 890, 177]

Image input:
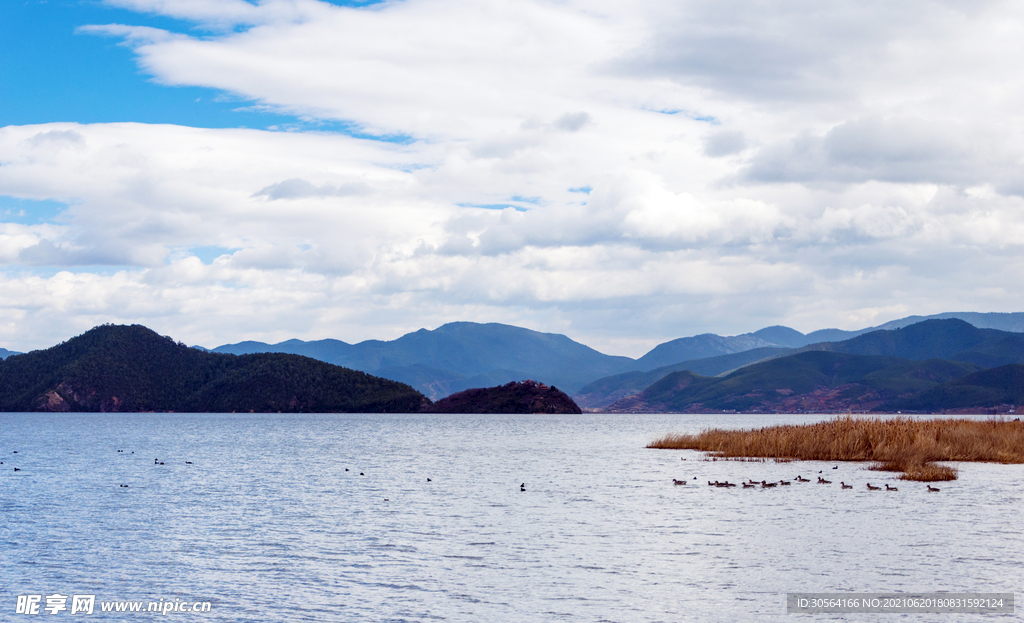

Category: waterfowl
[185, 461, 192, 465]
[360, 472, 365, 475]
[742, 482, 755, 488]
[832, 466, 838, 469]
[927, 485, 940, 492]
[13, 467, 20, 471]
[761, 480, 777, 488]
[708, 480, 716, 486]
[779, 480, 791, 485]
[119, 484, 128, 488]
[672, 478, 686, 485]
[841, 482, 852, 489]
[520, 483, 526, 491]
[345, 468, 349, 471]
[885, 484, 899, 491]
[795, 475, 810, 482]
[426, 478, 432, 482]
[866, 483, 881, 490]
[384, 498, 389, 502]
[817, 477, 831, 484]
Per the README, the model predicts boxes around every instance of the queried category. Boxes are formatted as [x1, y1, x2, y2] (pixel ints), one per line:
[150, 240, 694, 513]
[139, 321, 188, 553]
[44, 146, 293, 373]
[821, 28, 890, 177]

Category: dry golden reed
[648, 417, 1024, 481]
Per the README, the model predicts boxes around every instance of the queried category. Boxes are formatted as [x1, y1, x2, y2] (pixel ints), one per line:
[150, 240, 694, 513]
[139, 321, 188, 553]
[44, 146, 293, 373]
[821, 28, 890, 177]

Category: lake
[1, 412, 1020, 621]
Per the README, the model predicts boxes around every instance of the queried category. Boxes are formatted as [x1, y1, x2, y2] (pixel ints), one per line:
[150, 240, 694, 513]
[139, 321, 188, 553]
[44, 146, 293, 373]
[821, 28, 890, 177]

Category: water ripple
[1, 412, 1021, 622]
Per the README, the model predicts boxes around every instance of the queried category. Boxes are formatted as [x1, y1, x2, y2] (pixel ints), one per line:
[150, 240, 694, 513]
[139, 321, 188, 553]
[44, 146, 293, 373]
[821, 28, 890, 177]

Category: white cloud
[2, 0, 1024, 355]
[254, 178, 373, 200]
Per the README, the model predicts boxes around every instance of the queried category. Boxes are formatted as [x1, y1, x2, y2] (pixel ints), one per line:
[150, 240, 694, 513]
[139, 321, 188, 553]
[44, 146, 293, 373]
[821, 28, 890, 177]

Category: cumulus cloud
[741, 116, 1014, 189]
[703, 130, 746, 157]
[2, 0, 1024, 354]
[254, 178, 372, 200]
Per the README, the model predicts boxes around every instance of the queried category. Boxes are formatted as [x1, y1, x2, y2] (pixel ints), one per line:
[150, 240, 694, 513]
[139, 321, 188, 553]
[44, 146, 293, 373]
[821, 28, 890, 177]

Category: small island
[425, 380, 582, 414]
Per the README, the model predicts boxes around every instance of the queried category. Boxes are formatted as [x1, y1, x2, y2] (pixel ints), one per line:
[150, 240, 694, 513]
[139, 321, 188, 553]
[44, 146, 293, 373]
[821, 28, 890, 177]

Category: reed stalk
[648, 417, 1024, 481]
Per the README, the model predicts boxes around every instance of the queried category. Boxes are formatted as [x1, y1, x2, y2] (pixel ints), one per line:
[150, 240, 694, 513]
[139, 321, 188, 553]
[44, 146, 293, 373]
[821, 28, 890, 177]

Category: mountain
[605, 351, 982, 413]
[803, 319, 1024, 367]
[574, 346, 792, 410]
[889, 364, 1024, 412]
[870, 311, 1024, 334]
[749, 326, 807, 348]
[772, 311, 1024, 347]
[203, 313, 1024, 401]
[616, 312, 1024, 372]
[0, 325, 426, 413]
[0, 347, 19, 360]
[373, 364, 536, 401]
[425, 380, 582, 414]
[593, 319, 1024, 412]
[213, 322, 636, 398]
[634, 333, 780, 370]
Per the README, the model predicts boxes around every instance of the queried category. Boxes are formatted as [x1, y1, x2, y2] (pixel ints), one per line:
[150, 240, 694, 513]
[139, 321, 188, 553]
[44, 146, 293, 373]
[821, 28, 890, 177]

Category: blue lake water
[1, 412, 1020, 621]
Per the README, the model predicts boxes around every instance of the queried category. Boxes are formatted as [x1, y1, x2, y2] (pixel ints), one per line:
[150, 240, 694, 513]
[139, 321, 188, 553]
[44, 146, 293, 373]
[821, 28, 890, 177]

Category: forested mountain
[0, 325, 426, 413]
[891, 364, 1024, 412]
[802, 319, 1024, 367]
[583, 319, 1024, 411]
[574, 347, 792, 410]
[604, 351, 983, 413]
[633, 334, 781, 370]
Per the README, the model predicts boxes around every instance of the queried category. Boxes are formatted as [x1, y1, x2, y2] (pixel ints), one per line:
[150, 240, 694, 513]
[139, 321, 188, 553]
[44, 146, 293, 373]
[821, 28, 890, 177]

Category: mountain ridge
[0, 325, 427, 413]
[204, 312, 1024, 400]
[604, 351, 987, 414]
[598, 315, 1024, 413]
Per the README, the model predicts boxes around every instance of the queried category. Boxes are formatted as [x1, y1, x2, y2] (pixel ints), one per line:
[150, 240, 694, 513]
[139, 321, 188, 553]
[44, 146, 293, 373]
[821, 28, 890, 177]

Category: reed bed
[648, 417, 1024, 481]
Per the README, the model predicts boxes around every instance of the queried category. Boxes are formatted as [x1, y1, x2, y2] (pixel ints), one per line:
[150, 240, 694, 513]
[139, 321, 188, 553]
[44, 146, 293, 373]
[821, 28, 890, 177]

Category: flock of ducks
[7, 449, 198, 490]
[673, 465, 941, 492]
[6, 446, 942, 495]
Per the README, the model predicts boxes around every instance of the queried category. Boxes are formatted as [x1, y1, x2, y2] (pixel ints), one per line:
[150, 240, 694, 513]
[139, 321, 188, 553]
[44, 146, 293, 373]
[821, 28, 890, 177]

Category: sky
[2, 0, 1024, 356]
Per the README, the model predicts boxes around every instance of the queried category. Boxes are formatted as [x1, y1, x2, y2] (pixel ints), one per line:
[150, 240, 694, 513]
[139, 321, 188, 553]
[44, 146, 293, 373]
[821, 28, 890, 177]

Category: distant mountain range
[2, 316, 1022, 414]
[603, 320, 1024, 413]
[574, 347, 791, 410]
[211, 322, 636, 399]
[207, 311, 1024, 401]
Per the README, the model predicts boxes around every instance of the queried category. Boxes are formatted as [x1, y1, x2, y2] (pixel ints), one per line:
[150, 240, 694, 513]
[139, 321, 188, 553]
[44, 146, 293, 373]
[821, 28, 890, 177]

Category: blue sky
[2, 0, 1024, 354]
[1, 0, 381, 130]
